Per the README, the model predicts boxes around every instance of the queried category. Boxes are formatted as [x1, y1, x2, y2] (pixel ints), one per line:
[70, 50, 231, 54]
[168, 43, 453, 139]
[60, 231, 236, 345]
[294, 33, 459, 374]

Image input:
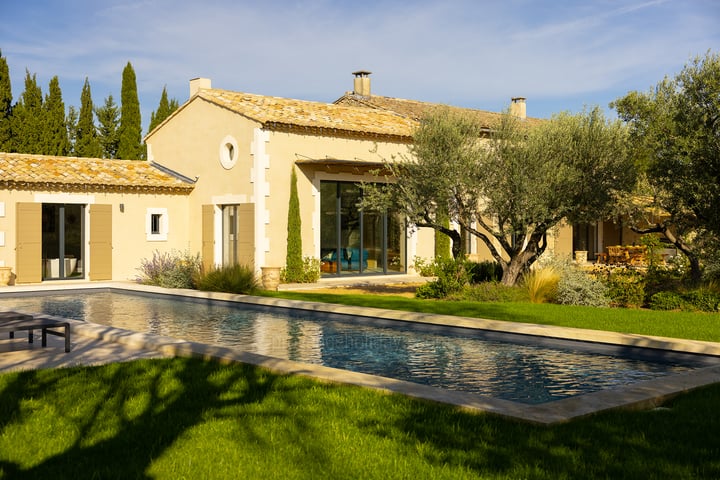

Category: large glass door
[222, 205, 239, 266]
[42, 204, 84, 280]
[320, 181, 405, 276]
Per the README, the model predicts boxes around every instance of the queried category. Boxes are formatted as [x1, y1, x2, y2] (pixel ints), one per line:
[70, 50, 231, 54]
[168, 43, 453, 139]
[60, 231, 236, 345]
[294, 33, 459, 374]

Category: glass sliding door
[320, 181, 405, 276]
[339, 183, 362, 274]
[42, 204, 84, 280]
[222, 205, 239, 266]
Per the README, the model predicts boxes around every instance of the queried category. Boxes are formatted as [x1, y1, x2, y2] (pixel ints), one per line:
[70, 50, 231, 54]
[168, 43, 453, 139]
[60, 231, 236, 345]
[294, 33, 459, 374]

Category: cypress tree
[96, 94, 120, 159]
[12, 70, 43, 154]
[75, 78, 101, 158]
[0, 50, 12, 152]
[117, 62, 143, 159]
[147, 86, 179, 134]
[42, 76, 70, 155]
[66, 106, 78, 155]
[284, 166, 304, 282]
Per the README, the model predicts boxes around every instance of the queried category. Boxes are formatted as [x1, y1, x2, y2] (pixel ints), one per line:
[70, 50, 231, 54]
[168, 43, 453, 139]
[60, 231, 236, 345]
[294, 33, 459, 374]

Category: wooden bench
[0, 311, 71, 353]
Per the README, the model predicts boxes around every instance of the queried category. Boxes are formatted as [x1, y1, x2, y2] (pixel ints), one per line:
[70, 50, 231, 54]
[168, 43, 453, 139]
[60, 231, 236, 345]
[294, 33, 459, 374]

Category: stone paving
[1, 281, 720, 425]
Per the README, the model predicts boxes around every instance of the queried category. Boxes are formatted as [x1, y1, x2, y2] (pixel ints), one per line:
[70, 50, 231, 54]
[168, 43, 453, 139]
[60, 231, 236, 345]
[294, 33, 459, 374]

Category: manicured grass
[263, 291, 720, 342]
[1, 357, 719, 479]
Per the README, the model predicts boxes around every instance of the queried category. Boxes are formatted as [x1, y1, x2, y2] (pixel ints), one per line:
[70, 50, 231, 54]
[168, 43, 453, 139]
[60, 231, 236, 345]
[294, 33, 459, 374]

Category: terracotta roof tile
[197, 89, 417, 139]
[0, 152, 194, 193]
[334, 93, 544, 128]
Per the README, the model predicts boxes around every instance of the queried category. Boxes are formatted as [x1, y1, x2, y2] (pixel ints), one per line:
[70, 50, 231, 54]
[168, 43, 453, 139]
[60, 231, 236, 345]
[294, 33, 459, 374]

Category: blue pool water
[1, 290, 711, 404]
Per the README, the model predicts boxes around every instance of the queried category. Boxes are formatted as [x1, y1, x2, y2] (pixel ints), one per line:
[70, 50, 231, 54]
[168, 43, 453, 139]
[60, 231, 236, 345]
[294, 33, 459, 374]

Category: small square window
[146, 208, 168, 241]
[150, 213, 162, 235]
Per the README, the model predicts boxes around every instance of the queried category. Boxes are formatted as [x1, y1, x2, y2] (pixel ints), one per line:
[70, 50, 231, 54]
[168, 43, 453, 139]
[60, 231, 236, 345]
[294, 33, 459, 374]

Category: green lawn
[1, 357, 719, 479]
[264, 291, 720, 342]
[1, 293, 719, 479]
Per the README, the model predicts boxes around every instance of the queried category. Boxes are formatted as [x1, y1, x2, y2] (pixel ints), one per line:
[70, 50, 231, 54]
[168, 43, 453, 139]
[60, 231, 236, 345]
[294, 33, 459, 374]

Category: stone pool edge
[4, 281, 720, 425]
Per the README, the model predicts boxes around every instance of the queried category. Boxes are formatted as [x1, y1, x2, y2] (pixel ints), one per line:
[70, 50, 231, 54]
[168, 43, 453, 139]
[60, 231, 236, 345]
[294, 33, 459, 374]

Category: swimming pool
[2, 289, 714, 405]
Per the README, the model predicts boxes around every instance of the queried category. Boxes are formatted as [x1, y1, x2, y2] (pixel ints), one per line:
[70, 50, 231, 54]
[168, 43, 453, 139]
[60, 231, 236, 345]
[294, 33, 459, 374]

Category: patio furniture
[0, 311, 71, 352]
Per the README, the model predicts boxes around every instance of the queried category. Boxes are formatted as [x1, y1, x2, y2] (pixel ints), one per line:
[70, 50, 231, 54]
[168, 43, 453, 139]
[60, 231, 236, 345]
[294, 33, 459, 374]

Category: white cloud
[2, 0, 718, 126]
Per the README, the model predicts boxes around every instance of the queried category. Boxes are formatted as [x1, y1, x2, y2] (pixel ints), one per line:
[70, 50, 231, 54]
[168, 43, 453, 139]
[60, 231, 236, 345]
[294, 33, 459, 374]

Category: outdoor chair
[0, 311, 71, 352]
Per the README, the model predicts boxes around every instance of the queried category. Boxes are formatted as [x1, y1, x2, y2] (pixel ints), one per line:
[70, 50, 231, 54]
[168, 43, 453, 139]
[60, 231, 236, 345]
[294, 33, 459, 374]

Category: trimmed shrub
[197, 264, 259, 294]
[415, 256, 470, 299]
[603, 268, 646, 308]
[136, 250, 201, 289]
[467, 260, 503, 284]
[281, 256, 321, 284]
[682, 289, 720, 312]
[649, 291, 687, 311]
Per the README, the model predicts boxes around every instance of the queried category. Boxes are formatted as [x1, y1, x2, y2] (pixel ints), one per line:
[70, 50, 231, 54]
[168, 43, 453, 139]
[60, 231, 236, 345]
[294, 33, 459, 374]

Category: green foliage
[12, 70, 43, 153]
[96, 94, 120, 158]
[412, 256, 436, 277]
[281, 256, 321, 284]
[434, 208, 451, 257]
[649, 291, 688, 311]
[136, 250, 202, 289]
[613, 52, 720, 283]
[284, 167, 304, 282]
[0, 50, 12, 151]
[75, 77, 102, 158]
[197, 263, 259, 294]
[148, 86, 179, 134]
[601, 267, 646, 308]
[42, 76, 70, 155]
[466, 260, 504, 283]
[451, 282, 529, 302]
[415, 256, 470, 299]
[521, 266, 560, 304]
[538, 257, 610, 307]
[650, 289, 720, 312]
[117, 62, 144, 160]
[367, 106, 634, 286]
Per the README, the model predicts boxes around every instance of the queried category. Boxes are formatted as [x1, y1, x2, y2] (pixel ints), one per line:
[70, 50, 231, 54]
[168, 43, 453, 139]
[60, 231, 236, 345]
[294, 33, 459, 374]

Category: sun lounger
[0, 311, 71, 352]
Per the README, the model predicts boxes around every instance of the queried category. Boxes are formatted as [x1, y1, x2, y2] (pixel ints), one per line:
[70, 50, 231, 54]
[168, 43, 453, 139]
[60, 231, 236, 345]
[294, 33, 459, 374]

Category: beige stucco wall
[147, 96, 423, 273]
[0, 188, 190, 282]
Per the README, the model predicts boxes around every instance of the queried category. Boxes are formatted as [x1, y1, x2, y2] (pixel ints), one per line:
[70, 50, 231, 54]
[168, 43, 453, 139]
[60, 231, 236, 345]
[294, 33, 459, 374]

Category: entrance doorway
[320, 181, 406, 276]
[42, 204, 85, 280]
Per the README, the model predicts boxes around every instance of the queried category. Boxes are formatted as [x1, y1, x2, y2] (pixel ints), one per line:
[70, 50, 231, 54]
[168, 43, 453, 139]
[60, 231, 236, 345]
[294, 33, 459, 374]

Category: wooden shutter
[201, 204, 215, 272]
[15, 203, 42, 284]
[89, 204, 112, 280]
[236, 203, 255, 266]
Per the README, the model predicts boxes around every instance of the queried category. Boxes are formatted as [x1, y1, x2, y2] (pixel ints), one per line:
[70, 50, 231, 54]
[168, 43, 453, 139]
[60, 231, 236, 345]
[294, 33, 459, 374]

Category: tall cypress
[66, 106, 78, 155]
[96, 94, 119, 159]
[284, 166, 304, 282]
[12, 70, 43, 154]
[42, 76, 70, 155]
[0, 50, 12, 152]
[147, 86, 179, 134]
[75, 78, 101, 158]
[117, 62, 143, 159]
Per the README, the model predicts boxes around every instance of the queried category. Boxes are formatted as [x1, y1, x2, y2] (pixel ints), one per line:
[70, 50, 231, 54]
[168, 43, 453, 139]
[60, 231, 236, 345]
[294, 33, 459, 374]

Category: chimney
[190, 77, 212, 98]
[510, 97, 527, 119]
[352, 70, 372, 96]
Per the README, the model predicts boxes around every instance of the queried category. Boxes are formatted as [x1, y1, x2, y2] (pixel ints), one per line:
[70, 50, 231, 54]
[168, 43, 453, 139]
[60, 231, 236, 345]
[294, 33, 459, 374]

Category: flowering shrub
[136, 250, 202, 289]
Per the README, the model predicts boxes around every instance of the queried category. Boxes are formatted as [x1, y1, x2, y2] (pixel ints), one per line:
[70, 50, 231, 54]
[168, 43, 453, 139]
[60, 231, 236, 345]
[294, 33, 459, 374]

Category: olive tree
[612, 51, 720, 283]
[364, 106, 633, 285]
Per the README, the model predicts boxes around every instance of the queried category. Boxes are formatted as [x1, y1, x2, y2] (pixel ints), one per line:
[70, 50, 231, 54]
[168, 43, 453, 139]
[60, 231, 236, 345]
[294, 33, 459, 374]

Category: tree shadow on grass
[0, 357, 309, 479]
[375, 382, 720, 479]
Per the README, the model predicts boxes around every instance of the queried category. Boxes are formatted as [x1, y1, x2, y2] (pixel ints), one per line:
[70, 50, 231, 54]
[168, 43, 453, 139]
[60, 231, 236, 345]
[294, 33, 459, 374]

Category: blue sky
[2, 0, 718, 132]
